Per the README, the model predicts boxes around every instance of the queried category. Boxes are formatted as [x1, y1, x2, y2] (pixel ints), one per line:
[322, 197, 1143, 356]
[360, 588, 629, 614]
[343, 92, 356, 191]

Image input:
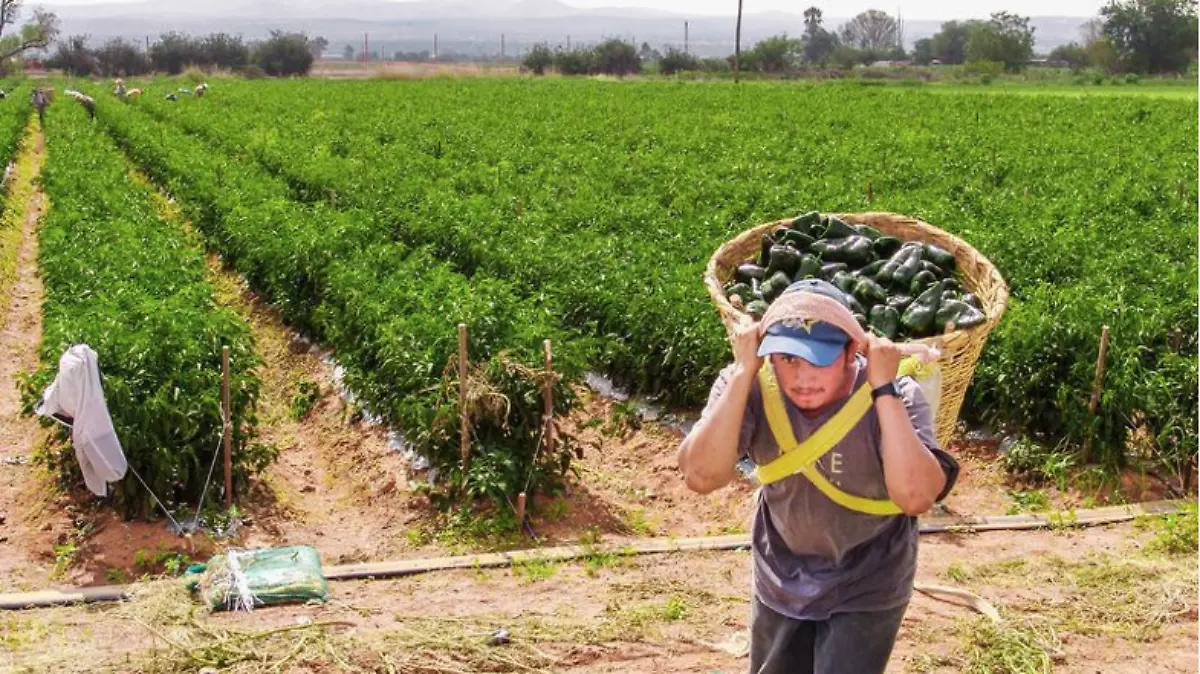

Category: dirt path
[0, 122, 68, 591]
[203, 262, 421, 566]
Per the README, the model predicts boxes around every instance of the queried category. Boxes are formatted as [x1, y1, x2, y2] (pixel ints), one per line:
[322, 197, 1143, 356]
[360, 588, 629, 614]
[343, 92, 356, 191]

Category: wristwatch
[870, 381, 899, 402]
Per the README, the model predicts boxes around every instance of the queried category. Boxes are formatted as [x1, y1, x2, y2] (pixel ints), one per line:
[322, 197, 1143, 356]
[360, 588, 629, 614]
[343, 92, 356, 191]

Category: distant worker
[194, 82, 208, 98]
[32, 88, 48, 125]
[113, 78, 126, 98]
[62, 89, 95, 120]
[79, 94, 95, 119]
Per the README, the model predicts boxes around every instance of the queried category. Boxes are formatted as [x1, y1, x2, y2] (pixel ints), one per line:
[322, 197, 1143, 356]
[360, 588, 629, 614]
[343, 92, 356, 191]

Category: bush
[542, 39, 642, 77]
[522, 44, 553, 76]
[553, 48, 593, 75]
[94, 38, 152, 77]
[150, 32, 201, 75]
[659, 47, 698, 76]
[254, 31, 313, 77]
[591, 39, 640, 76]
[200, 33, 249, 71]
[965, 59, 1004, 76]
[234, 63, 267, 79]
[1001, 439, 1072, 486]
[46, 35, 96, 77]
[830, 44, 865, 70]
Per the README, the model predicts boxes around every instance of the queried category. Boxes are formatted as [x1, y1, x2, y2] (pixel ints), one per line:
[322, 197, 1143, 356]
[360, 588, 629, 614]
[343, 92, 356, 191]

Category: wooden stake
[1088, 325, 1110, 416]
[221, 346, 232, 510]
[1082, 324, 1110, 465]
[458, 324, 470, 477]
[515, 492, 527, 525]
[542, 339, 555, 455]
[866, 179, 873, 203]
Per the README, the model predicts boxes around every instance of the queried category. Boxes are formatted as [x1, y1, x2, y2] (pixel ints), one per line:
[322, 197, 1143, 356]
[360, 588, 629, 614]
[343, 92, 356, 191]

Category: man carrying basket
[678, 278, 959, 674]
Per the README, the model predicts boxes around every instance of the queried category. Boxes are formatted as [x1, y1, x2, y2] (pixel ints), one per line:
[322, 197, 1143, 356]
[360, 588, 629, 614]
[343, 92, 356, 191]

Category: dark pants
[749, 595, 908, 674]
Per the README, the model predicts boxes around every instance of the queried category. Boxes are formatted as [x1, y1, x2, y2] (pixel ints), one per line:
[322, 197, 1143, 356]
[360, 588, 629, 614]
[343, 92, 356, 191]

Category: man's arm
[866, 336, 947, 515]
[678, 319, 761, 494]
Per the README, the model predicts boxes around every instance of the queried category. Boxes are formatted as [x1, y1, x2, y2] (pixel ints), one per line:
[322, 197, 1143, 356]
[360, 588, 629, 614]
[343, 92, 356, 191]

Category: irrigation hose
[0, 499, 1185, 612]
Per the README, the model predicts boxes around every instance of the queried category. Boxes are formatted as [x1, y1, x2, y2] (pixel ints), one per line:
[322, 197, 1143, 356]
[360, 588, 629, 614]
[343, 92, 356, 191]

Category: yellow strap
[755, 365, 873, 484]
[753, 361, 908, 516]
[797, 465, 904, 515]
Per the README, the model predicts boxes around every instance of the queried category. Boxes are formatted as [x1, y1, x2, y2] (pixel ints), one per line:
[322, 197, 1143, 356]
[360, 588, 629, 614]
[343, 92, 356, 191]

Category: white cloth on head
[35, 344, 127, 497]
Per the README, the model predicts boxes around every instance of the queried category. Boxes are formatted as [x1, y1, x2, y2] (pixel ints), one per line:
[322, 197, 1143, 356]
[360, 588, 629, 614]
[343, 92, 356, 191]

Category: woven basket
[704, 212, 1009, 448]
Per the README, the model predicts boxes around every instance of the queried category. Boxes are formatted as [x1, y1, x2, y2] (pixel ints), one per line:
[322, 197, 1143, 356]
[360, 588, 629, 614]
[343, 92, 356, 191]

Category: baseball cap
[756, 279, 853, 367]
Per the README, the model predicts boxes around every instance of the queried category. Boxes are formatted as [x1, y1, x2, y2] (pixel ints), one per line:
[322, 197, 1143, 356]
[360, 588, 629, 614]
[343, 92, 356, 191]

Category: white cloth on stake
[35, 344, 127, 496]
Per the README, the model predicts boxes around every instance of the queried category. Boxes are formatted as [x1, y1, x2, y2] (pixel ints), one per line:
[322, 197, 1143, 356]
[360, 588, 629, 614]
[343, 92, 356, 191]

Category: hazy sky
[566, 0, 1106, 19]
[41, 0, 1108, 20]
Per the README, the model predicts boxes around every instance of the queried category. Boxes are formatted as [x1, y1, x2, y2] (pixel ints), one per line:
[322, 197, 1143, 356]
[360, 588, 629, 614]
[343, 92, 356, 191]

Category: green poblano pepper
[900, 283, 944, 336]
[868, 305, 901, 339]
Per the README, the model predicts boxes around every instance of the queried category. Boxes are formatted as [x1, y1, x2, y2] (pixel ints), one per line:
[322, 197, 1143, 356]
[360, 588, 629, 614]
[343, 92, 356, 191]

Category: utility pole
[364, 32, 369, 62]
[684, 21, 689, 54]
[501, 33, 505, 62]
[433, 33, 438, 60]
[734, 0, 744, 82]
[567, 34, 571, 50]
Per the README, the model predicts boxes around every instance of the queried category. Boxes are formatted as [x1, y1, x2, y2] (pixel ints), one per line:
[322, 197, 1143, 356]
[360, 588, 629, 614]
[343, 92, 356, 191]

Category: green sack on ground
[198, 545, 329, 611]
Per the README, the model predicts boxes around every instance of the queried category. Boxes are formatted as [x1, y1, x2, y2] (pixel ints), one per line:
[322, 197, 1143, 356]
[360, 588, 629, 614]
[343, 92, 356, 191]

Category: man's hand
[866, 334, 903, 388]
[733, 316, 763, 373]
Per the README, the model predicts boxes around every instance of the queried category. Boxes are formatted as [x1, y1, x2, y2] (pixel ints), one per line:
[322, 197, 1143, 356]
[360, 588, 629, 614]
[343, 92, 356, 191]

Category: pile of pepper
[722, 212, 987, 340]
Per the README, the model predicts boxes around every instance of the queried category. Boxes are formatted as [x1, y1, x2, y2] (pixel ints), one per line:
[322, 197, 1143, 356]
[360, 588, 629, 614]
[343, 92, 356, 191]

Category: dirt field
[0, 123, 1195, 673]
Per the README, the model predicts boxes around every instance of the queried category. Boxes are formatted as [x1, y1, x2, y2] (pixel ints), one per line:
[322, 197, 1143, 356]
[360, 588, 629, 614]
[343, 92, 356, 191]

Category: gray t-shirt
[701, 357, 956, 621]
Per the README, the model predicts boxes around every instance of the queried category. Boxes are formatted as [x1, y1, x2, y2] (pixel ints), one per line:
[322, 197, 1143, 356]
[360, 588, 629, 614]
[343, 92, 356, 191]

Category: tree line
[524, 0, 1196, 77]
[44, 31, 326, 77]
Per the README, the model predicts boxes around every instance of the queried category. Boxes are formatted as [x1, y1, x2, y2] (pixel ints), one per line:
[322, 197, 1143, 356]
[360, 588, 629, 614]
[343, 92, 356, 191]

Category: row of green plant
[124, 78, 1200, 470]
[122, 77, 1197, 476]
[86, 90, 583, 509]
[0, 84, 30, 180]
[0, 85, 33, 307]
[26, 99, 269, 518]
